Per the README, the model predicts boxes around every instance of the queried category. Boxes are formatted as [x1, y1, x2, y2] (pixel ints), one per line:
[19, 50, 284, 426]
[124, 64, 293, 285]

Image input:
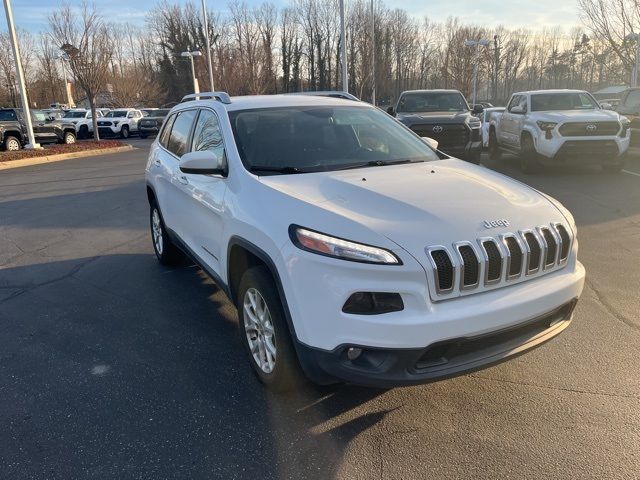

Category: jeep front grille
[425, 223, 572, 300]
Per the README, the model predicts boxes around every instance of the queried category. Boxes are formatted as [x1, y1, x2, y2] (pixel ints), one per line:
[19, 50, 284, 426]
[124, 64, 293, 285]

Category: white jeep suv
[490, 89, 630, 173]
[62, 109, 102, 139]
[97, 108, 143, 138]
[145, 92, 585, 390]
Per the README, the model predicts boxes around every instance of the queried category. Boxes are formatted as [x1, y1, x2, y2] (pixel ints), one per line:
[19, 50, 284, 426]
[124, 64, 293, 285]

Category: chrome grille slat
[427, 223, 572, 299]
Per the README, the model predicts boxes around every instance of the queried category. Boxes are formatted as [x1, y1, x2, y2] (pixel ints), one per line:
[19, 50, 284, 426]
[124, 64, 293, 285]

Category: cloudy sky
[12, 0, 580, 33]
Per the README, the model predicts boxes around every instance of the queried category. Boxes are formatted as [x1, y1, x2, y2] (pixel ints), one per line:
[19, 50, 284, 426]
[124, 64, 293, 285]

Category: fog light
[342, 292, 404, 315]
[347, 347, 363, 361]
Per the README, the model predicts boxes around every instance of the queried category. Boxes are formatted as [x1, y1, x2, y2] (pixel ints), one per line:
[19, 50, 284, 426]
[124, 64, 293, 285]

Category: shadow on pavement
[0, 254, 387, 479]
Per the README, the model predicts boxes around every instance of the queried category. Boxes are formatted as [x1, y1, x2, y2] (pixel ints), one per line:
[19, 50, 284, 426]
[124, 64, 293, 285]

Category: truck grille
[558, 121, 620, 137]
[409, 124, 468, 149]
[425, 223, 572, 299]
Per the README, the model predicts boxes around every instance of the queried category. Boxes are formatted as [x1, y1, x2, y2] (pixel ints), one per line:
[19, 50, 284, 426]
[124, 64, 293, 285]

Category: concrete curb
[0, 145, 135, 171]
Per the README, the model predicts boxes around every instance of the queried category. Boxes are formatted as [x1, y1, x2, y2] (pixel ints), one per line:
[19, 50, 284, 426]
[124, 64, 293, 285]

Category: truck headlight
[290, 226, 401, 264]
[620, 117, 631, 137]
[536, 121, 558, 132]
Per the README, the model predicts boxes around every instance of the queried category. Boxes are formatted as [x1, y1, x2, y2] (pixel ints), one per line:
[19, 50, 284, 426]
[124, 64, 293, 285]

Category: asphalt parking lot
[0, 140, 639, 479]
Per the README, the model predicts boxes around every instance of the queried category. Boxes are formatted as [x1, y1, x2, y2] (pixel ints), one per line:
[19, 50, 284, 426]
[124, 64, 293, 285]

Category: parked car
[386, 89, 483, 163]
[62, 109, 103, 139]
[616, 88, 640, 147]
[0, 108, 76, 150]
[96, 108, 143, 138]
[145, 91, 584, 391]
[599, 98, 620, 110]
[43, 108, 65, 120]
[489, 89, 630, 173]
[138, 108, 170, 138]
[481, 107, 505, 148]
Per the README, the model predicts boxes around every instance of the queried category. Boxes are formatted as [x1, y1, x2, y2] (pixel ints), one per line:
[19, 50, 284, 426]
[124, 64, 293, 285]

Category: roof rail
[180, 91, 232, 104]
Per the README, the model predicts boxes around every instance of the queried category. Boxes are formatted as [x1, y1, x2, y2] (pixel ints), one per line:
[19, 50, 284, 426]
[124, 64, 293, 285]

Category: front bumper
[407, 123, 482, 159]
[97, 126, 120, 137]
[139, 125, 160, 136]
[534, 131, 630, 164]
[298, 299, 577, 387]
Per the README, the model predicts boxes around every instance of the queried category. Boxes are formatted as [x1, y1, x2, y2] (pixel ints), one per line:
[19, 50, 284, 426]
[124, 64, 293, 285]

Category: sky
[11, 0, 581, 33]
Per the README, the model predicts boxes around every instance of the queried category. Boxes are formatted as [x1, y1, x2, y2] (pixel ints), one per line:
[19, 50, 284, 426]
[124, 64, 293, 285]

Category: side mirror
[510, 105, 525, 114]
[386, 106, 394, 116]
[599, 102, 612, 110]
[179, 150, 226, 175]
[472, 104, 484, 114]
[421, 136, 439, 150]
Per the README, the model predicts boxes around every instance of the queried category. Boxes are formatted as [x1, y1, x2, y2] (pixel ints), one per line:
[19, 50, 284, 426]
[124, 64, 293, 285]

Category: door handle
[178, 175, 189, 185]
[153, 159, 161, 167]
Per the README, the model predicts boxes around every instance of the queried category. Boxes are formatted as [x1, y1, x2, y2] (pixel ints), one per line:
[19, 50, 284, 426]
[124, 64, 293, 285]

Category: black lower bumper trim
[296, 299, 578, 388]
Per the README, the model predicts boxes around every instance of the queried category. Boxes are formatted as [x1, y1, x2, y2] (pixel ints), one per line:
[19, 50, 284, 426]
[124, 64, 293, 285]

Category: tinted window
[31, 110, 48, 122]
[167, 110, 197, 157]
[531, 92, 598, 111]
[64, 111, 87, 118]
[159, 114, 176, 148]
[191, 109, 225, 160]
[105, 111, 128, 118]
[229, 105, 440, 175]
[0, 110, 17, 121]
[397, 92, 469, 113]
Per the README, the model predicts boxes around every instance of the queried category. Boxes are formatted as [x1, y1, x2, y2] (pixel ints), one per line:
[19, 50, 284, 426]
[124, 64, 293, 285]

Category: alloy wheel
[65, 133, 76, 144]
[243, 288, 276, 374]
[151, 208, 163, 255]
[7, 138, 19, 151]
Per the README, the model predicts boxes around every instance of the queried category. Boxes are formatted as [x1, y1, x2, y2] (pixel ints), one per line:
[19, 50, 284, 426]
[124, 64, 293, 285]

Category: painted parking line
[622, 169, 640, 177]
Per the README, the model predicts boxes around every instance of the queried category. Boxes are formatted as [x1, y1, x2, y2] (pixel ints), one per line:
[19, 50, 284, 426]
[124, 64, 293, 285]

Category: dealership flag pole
[202, 0, 215, 91]
[339, 0, 348, 93]
[3, 0, 40, 149]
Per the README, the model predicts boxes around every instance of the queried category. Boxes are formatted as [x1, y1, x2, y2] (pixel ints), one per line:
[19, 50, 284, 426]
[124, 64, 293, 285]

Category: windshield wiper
[333, 159, 422, 171]
[249, 165, 305, 174]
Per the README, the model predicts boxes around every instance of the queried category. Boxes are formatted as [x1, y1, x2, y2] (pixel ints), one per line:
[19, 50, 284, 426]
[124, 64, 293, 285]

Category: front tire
[139, 132, 148, 139]
[150, 203, 184, 265]
[519, 134, 542, 174]
[488, 129, 501, 160]
[63, 131, 76, 145]
[237, 266, 303, 391]
[120, 125, 129, 139]
[78, 125, 89, 139]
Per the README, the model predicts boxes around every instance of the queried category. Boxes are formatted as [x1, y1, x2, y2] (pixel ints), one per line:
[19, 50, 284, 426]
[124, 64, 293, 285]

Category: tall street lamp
[181, 50, 202, 94]
[55, 53, 73, 107]
[465, 39, 490, 106]
[201, 0, 215, 91]
[2, 0, 40, 149]
[625, 33, 640, 87]
[339, 0, 348, 93]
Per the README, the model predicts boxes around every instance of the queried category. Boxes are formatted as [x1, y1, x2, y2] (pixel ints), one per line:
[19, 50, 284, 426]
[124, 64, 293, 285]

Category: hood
[534, 109, 621, 122]
[396, 111, 471, 125]
[259, 159, 564, 260]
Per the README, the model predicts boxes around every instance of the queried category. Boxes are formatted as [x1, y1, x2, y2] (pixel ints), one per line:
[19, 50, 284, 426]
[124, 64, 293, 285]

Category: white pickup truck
[489, 89, 630, 173]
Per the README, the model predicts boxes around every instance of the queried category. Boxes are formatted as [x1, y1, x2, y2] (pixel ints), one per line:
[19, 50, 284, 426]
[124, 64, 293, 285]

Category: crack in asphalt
[585, 278, 640, 333]
[469, 374, 640, 400]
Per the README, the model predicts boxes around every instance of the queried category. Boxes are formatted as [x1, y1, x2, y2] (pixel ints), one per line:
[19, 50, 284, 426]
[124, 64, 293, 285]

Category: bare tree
[49, 2, 113, 140]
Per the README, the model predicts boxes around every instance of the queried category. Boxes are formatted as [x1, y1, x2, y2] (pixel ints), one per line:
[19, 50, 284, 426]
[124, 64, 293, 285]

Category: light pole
[55, 53, 73, 107]
[201, 0, 215, 91]
[181, 50, 202, 94]
[2, 0, 40, 149]
[465, 39, 490, 106]
[339, 0, 348, 93]
[370, 0, 375, 105]
[625, 33, 640, 87]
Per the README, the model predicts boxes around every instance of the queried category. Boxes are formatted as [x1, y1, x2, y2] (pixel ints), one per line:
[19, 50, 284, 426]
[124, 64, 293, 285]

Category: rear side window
[167, 110, 197, 157]
[191, 109, 225, 159]
[159, 114, 176, 148]
[0, 110, 17, 121]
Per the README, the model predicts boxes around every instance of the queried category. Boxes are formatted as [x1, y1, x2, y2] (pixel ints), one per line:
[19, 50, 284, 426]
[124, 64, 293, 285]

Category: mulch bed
[0, 140, 128, 162]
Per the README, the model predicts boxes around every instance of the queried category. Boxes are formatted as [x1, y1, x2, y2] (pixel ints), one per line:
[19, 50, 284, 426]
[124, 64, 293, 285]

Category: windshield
[31, 110, 48, 122]
[229, 105, 440, 175]
[397, 92, 469, 113]
[64, 111, 87, 118]
[531, 92, 599, 112]
[105, 110, 128, 118]
[151, 109, 170, 117]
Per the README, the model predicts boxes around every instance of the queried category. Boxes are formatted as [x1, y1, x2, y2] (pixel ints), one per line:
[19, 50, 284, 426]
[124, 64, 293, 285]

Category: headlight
[290, 226, 401, 264]
[620, 117, 631, 137]
[536, 121, 558, 132]
[468, 118, 481, 129]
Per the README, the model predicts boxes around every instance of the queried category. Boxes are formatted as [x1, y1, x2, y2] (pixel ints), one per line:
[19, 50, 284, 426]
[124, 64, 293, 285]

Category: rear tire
[488, 129, 501, 160]
[237, 266, 303, 392]
[519, 134, 542, 174]
[4, 135, 21, 151]
[149, 202, 184, 266]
